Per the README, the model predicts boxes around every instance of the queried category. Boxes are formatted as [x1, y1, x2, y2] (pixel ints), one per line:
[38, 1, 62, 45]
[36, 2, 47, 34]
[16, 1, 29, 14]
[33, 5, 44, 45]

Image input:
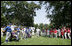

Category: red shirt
[51, 30, 53, 33]
[50, 30, 53, 34]
[54, 30, 57, 33]
[64, 29, 67, 33]
[67, 29, 70, 33]
[61, 29, 64, 35]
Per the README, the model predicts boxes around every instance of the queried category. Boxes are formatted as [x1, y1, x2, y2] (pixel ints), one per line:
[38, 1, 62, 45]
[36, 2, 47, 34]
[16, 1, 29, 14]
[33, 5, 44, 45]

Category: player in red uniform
[50, 28, 53, 38]
[64, 27, 67, 39]
[61, 28, 64, 39]
[67, 27, 71, 39]
[54, 28, 57, 38]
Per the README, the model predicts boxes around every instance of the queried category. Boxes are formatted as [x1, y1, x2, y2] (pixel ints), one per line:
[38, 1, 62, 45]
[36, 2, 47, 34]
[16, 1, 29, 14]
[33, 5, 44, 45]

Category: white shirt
[1, 28, 4, 31]
[47, 30, 50, 35]
[24, 28, 26, 31]
[11, 25, 15, 31]
[57, 29, 60, 33]
[36, 28, 40, 33]
[31, 27, 35, 32]
[47, 30, 49, 33]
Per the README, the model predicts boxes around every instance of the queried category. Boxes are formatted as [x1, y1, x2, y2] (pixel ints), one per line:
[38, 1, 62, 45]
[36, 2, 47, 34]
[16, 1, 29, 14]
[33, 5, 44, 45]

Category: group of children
[41, 26, 71, 39]
[1, 24, 71, 43]
[1, 24, 33, 43]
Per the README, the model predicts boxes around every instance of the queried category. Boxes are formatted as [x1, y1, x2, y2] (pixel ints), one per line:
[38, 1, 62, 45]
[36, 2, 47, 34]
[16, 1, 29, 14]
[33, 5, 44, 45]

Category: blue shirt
[25, 28, 28, 33]
[5, 26, 12, 32]
[42, 29, 45, 33]
[28, 29, 31, 32]
[17, 28, 20, 32]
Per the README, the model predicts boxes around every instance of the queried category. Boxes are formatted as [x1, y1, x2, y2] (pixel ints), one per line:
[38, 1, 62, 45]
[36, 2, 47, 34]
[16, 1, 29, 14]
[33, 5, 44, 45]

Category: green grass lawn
[1, 36, 71, 45]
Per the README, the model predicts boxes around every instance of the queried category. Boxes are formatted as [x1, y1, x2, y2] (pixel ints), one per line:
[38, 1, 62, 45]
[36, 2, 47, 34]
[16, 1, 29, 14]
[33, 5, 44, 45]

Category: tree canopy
[1, 1, 41, 27]
[39, 1, 71, 28]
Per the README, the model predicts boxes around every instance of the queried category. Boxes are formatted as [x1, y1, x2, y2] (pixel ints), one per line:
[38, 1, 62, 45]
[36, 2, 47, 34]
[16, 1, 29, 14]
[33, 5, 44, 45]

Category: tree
[1, 14, 8, 26]
[34, 24, 38, 29]
[34, 24, 38, 32]
[44, 24, 49, 29]
[1, 1, 9, 26]
[39, 1, 71, 27]
[1, 1, 41, 27]
[39, 23, 44, 31]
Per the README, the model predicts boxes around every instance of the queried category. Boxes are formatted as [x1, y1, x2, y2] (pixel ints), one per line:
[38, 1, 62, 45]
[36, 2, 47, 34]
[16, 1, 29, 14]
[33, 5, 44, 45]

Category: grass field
[1, 36, 71, 45]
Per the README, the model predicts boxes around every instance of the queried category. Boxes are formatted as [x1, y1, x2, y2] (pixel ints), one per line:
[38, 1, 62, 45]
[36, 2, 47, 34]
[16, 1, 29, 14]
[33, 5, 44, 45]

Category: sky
[27, 1, 50, 25]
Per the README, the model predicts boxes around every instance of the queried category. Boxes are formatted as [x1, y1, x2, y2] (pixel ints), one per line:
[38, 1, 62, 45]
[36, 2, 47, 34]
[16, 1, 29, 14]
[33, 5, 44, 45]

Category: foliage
[39, 1, 71, 27]
[1, 1, 41, 27]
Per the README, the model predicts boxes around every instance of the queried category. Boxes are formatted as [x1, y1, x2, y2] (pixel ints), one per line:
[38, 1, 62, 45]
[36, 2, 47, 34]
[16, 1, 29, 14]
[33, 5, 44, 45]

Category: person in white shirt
[57, 28, 61, 38]
[1, 28, 4, 37]
[31, 27, 35, 36]
[20, 26, 26, 40]
[1, 26, 6, 37]
[11, 24, 15, 32]
[47, 29, 50, 37]
[36, 27, 40, 37]
[20, 27, 24, 40]
[24, 27, 27, 40]
[67, 27, 71, 39]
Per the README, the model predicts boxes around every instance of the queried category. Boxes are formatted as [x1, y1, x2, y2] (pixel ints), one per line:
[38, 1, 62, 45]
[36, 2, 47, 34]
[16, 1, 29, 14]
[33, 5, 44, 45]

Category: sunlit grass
[1, 36, 71, 45]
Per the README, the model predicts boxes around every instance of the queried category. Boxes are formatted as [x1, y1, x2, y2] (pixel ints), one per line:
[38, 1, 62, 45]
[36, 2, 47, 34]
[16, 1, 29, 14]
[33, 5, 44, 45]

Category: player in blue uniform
[4, 24, 12, 42]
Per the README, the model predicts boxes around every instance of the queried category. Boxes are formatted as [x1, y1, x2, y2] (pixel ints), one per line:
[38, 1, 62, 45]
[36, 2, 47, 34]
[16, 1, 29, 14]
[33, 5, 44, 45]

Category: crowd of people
[1, 23, 36, 43]
[1, 23, 71, 43]
[41, 27, 71, 39]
